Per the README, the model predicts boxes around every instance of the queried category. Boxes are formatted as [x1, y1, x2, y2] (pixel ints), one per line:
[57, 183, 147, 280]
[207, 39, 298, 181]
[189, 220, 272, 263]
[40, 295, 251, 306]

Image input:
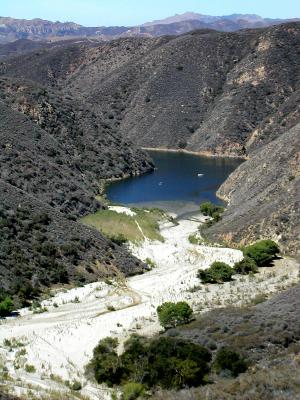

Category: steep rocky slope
[206, 123, 300, 255]
[18, 22, 296, 158]
[0, 47, 154, 304]
[0, 180, 145, 307]
[0, 100, 149, 304]
[0, 100, 153, 216]
[4, 24, 298, 157]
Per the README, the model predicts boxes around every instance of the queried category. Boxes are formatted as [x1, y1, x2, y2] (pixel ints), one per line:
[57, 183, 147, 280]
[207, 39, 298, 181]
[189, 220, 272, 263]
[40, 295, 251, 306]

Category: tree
[200, 201, 225, 224]
[200, 202, 224, 217]
[157, 302, 193, 329]
[198, 262, 233, 284]
[243, 240, 280, 267]
[0, 296, 14, 317]
[233, 257, 258, 275]
[89, 335, 212, 391]
[214, 348, 247, 377]
[89, 337, 123, 386]
[145, 337, 211, 389]
[121, 335, 148, 383]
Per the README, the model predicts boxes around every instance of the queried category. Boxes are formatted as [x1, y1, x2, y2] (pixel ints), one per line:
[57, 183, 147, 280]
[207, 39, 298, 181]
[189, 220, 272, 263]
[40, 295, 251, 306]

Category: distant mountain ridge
[0, 13, 299, 43]
[143, 12, 282, 26]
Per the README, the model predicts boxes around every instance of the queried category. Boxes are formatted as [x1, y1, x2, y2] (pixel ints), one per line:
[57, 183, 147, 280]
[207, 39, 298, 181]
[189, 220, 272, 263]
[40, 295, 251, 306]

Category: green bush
[0, 296, 14, 317]
[122, 382, 145, 400]
[233, 257, 258, 275]
[89, 337, 123, 386]
[25, 364, 36, 373]
[157, 302, 193, 329]
[200, 202, 224, 224]
[243, 240, 280, 267]
[200, 202, 224, 218]
[110, 233, 128, 245]
[88, 335, 211, 390]
[214, 348, 247, 377]
[198, 262, 233, 284]
[188, 234, 201, 245]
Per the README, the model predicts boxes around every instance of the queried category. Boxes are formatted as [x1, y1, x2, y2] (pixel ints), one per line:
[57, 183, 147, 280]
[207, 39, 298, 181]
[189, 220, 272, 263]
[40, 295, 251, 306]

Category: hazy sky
[1, 0, 299, 26]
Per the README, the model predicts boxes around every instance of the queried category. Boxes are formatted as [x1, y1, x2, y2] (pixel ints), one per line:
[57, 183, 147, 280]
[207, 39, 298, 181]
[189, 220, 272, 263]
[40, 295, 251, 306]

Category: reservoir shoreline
[142, 146, 248, 160]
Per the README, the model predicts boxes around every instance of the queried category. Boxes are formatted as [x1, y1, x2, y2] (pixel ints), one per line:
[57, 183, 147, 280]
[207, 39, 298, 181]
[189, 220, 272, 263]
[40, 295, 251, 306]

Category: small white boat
[158, 182, 163, 186]
[197, 173, 204, 177]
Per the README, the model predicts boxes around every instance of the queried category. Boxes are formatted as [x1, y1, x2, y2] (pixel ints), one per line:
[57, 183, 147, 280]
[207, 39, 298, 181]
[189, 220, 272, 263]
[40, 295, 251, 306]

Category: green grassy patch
[81, 208, 165, 243]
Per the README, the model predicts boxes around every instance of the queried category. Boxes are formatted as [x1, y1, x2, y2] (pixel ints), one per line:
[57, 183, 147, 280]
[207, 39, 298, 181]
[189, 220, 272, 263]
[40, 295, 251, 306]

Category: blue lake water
[106, 151, 243, 216]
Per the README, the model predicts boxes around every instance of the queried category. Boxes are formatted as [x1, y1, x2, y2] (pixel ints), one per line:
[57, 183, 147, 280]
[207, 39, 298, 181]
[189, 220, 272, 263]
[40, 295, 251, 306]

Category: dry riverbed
[0, 209, 299, 399]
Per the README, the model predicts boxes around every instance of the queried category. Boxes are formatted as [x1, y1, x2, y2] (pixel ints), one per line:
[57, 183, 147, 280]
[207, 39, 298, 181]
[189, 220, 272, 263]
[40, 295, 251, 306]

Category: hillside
[206, 123, 300, 255]
[153, 284, 300, 399]
[0, 64, 153, 305]
[3, 24, 299, 157]
[0, 180, 146, 307]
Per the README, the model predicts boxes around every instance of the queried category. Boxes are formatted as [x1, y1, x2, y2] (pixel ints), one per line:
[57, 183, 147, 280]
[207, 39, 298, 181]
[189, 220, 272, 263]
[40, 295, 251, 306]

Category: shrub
[89, 335, 211, 390]
[110, 233, 128, 245]
[25, 364, 36, 373]
[71, 381, 82, 391]
[200, 202, 224, 223]
[122, 382, 145, 400]
[243, 240, 280, 267]
[142, 337, 211, 388]
[157, 302, 193, 329]
[214, 348, 247, 377]
[200, 202, 224, 217]
[233, 257, 258, 275]
[88, 337, 123, 386]
[145, 258, 156, 269]
[0, 296, 14, 317]
[198, 262, 233, 284]
[188, 234, 201, 245]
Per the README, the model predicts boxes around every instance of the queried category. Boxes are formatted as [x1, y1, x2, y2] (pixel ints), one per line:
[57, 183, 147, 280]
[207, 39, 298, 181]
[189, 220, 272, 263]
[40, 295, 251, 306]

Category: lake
[106, 151, 243, 216]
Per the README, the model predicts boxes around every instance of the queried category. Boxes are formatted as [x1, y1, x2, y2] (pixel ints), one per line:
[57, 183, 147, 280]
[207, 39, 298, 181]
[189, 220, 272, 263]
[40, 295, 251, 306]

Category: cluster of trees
[200, 201, 224, 224]
[88, 335, 247, 394]
[88, 335, 210, 390]
[198, 240, 280, 284]
[88, 300, 247, 396]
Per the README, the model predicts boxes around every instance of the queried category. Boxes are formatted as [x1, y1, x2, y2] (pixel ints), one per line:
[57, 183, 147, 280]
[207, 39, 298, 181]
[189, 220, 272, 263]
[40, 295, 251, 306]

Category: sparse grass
[188, 233, 201, 245]
[145, 257, 156, 269]
[3, 337, 26, 349]
[71, 296, 80, 303]
[81, 207, 165, 242]
[33, 307, 48, 314]
[249, 293, 268, 305]
[188, 285, 202, 293]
